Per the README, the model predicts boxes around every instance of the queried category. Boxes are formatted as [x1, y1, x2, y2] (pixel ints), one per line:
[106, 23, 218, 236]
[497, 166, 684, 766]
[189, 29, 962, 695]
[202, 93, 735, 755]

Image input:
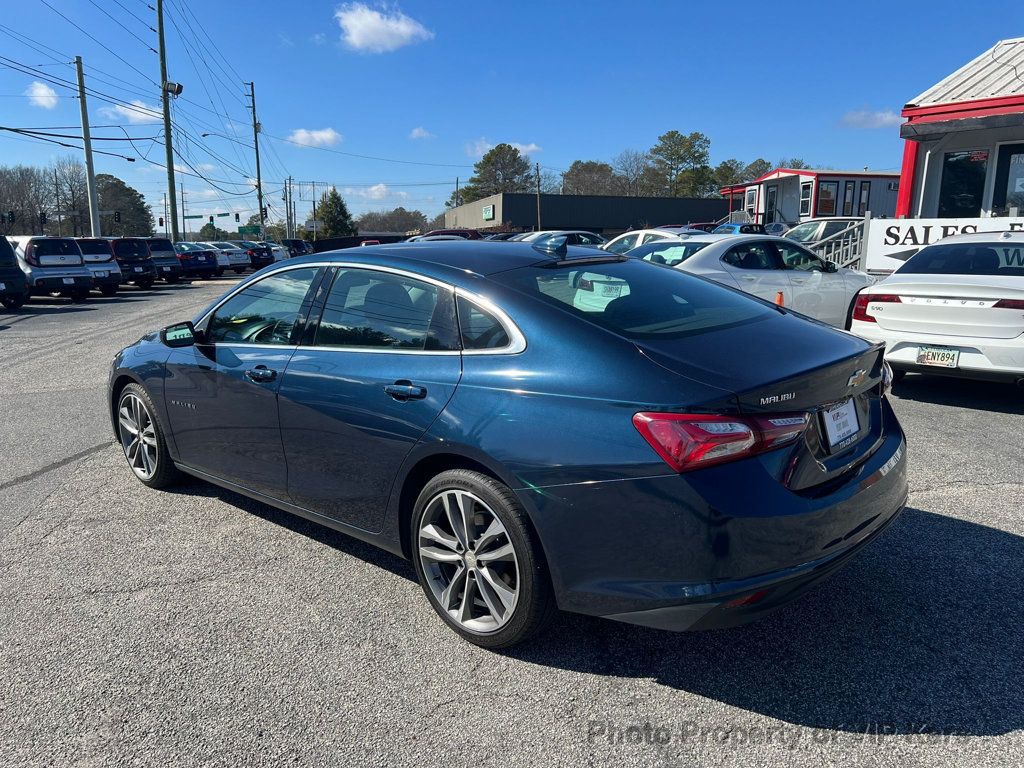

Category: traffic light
[261, 206, 267, 221]
[234, 212, 240, 223]
[209, 215, 214, 224]
[6, 210, 14, 224]
[114, 211, 121, 223]
[158, 217, 164, 227]
[39, 212, 47, 227]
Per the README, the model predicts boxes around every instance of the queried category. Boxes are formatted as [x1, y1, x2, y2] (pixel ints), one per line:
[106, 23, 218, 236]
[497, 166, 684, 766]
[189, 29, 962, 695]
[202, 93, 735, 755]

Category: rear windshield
[147, 239, 174, 251]
[501, 259, 772, 339]
[113, 239, 149, 258]
[31, 239, 81, 257]
[78, 239, 113, 256]
[0, 237, 17, 266]
[898, 242, 1024, 277]
[214, 242, 237, 249]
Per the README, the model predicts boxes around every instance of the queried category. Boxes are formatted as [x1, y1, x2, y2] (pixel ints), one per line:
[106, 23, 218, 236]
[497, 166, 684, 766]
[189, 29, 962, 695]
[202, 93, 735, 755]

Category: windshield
[898, 241, 1024, 276]
[627, 241, 710, 266]
[784, 223, 819, 243]
[77, 239, 113, 256]
[500, 259, 772, 340]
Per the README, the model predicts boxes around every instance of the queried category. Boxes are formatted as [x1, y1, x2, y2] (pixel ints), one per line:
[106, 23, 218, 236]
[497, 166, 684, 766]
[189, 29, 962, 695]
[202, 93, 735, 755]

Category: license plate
[134, 267, 143, 273]
[917, 346, 959, 368]
[823, 398, 860, 448]
[162, 267, 171, 272]
[62, 277, 75, 285]
[0, 282, 5, 291]
[95, 270, 108, 278]
[601, 285, 621, 297]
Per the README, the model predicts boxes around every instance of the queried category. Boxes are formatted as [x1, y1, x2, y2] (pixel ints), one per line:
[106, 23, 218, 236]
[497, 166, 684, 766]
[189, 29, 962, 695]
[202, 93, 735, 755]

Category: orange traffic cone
[775, 291, 785, 306]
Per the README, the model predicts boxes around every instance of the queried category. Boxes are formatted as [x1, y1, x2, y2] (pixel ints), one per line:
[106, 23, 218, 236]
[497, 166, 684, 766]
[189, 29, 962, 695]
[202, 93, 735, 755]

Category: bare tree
[0, 165, 52, 235]
[52, 156, 89, 236]
[612, 150, 657, 196]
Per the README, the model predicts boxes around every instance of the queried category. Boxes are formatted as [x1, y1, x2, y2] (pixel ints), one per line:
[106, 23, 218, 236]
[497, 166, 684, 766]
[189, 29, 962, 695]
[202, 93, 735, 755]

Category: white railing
[808, 219, 866, 270]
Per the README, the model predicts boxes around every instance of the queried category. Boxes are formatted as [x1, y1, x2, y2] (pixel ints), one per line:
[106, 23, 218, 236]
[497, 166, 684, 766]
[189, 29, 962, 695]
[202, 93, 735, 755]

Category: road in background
[1, 285, 1021, 767]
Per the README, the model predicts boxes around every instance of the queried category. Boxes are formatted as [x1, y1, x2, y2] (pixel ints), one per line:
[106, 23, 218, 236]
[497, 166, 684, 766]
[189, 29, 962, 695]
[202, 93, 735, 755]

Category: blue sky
[0, 0, 1018, 224]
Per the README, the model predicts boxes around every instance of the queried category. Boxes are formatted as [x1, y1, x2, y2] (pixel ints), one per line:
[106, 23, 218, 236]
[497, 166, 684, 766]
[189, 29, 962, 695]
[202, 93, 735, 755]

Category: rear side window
[637, 242, 708, 266]
[899, 242, 1024, 276]
[457, 296, 510, 350]
[502, 260, 771, 340]
[315, 269, 457, 351]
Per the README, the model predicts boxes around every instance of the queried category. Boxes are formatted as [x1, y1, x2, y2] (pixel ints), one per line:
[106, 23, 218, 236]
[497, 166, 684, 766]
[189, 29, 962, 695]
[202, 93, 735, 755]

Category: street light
[200, 131, 254, 149]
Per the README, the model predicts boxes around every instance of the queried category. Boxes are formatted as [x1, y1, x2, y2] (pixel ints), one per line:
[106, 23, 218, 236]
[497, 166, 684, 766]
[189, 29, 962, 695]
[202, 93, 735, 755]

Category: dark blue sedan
[108, 241, 908, 648]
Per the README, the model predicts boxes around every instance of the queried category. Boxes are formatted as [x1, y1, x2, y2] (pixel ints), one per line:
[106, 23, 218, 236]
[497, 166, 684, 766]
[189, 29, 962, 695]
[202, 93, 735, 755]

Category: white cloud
[195, 162, 217, 173]
[465, 137, 542, 158]
[287, 127, 343, 147]
[25, 81, 58, 109]
[343, 183, 408, 200]
[840, 109, 902, 129]
[409, 126, 434, 140]
[98, 99, 162, 124]
[311, 32, 327, 45]
[334, 2, 433, 53]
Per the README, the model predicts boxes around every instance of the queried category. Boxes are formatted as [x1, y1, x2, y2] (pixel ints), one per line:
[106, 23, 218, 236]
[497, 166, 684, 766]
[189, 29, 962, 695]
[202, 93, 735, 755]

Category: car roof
[298, 240, 597, 277]
[919, 230, 1024, 245]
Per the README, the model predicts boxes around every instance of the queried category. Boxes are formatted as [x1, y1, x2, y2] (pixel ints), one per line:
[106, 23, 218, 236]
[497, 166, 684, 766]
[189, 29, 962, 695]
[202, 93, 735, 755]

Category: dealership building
[444, 193, 728, 235]
[897, 36, 1024, 219]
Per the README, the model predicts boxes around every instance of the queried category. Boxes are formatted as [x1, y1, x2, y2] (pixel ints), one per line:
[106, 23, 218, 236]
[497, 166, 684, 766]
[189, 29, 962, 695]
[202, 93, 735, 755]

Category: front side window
[817, 182, 838, 216]
[722, 242, 777, 270]
[207, 267, 319, 345]
[315, 268, 457, 351]
[776, 243, 826, 271]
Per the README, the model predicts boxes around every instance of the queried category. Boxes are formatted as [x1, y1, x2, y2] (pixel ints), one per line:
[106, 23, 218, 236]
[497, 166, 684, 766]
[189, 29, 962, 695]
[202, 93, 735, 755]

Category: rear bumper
[85, 264, 122, 286]
[152, 260, 182, 279]
[0, 271, 28, 296]
[853, 322, 1024, 378]
[119, 261, 157, 281]
[28, 274, 93, 293]
[518, 402, 908, 631]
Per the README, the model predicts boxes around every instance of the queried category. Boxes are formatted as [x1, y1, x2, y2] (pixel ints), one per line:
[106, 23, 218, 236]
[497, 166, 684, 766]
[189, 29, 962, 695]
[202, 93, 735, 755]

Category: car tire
[100, 285, 118, 297]
[1, 294, 26, 309]
[233, 268, 245, 275]
[70, 289, 89, 302]
[411, 469, 556, 649]
[165, 275, 180, 285]
[216, 268, 225, 277]
[136, 279, 154, 290]
[116, 383, 182, 489]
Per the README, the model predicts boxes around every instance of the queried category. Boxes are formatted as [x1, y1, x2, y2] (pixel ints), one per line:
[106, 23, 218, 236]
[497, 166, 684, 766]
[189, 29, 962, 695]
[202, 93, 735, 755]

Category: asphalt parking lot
[1, 282, 1022, 768]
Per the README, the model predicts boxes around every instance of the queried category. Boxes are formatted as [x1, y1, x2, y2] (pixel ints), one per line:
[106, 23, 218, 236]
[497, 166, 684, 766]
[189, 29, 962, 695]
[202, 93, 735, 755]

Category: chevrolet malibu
[108, 242, 908, 648]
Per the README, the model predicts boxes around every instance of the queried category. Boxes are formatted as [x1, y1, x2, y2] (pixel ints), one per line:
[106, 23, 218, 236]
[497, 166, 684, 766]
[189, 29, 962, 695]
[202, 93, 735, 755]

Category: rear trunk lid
[867, 276, 1024, 340]
[635, 311, 888, 491]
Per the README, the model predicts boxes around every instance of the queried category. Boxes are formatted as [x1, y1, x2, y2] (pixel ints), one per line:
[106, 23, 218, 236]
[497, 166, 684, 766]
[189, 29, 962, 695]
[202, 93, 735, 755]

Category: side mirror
[160, 320, 197, 348]
[823, 261, 838, 273]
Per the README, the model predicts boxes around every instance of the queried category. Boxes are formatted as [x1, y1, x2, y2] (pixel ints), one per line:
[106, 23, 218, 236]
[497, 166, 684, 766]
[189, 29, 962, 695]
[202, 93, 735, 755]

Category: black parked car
[110, 238, 157, 290]
[281, 238, 314, 258]
[0, 236, 29, 309]
[230, 240, 274, 270]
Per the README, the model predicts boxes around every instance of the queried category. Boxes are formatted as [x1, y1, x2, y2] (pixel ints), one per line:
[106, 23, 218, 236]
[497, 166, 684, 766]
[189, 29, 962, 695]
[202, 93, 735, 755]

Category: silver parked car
[8, 236, 93, 301]
[201, 241, 250, 273]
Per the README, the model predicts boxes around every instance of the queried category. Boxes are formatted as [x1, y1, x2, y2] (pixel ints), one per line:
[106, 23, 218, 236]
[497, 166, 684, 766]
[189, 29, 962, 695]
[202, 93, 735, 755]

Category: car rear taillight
[993, 298, 1024, 310]
[246, 249, 255, 256]
[852, 292, 901, 323]
[577, 277, 594, 291]
[632, 412, 809, 473]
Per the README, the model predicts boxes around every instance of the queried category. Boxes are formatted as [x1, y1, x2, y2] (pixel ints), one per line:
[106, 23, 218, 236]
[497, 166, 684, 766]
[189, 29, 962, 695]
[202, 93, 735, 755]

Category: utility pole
[535, 162, 541, 231]
[284, 177, 293, 238]
[53, 168, 62, 236]
[246, 82, 265, 238]
[162, 193, 168, 236]
[74, 56, 101, 237]
[180, 182, 187, 239]
[310, 181, 316, 241]
[156, 0, 179, 242]
[455, 177, 460, 207]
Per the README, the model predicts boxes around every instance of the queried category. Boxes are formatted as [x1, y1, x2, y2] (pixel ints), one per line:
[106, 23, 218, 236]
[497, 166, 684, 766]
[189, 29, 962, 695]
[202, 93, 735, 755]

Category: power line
[85, 0, 157, 53]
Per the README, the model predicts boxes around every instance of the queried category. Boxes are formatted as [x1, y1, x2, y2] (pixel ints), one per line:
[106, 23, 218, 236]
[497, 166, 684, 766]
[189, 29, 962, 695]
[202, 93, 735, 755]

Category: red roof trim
[902, 94, 1024, 120]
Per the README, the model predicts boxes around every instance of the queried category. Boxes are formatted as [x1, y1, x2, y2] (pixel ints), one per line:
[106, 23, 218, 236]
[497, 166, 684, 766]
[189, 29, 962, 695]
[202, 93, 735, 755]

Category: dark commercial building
[444, 193, 729, 236]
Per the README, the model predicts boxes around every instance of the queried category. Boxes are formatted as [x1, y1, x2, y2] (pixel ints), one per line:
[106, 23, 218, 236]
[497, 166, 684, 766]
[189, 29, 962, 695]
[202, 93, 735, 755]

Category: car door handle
[245, 365, 277, 383]
[384, 381, 427, 401]
[740, 275, 757, 281]
[791, 278, 807, 284]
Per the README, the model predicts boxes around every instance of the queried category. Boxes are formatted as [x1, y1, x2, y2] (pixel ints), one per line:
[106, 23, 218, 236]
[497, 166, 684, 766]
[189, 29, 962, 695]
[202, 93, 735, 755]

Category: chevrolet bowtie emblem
[847, 369, 867, 388]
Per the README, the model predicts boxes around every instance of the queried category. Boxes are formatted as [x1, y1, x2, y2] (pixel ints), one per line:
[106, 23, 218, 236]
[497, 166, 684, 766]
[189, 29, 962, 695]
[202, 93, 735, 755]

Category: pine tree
[317, 188, 356, 237]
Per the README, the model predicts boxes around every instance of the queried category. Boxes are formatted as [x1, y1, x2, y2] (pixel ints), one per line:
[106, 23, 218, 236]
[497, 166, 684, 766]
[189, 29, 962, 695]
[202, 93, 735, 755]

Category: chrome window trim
[196, 260, 527, 356]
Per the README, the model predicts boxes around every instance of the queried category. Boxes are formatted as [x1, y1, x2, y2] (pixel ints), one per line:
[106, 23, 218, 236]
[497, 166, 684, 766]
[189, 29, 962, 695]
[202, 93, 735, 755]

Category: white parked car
[601, 228, 702, 254]
[200, 241, 249, 273]
[259, 241, 288, 262]
[849, 231, 1024, 383]
[618, 234, 874, 327]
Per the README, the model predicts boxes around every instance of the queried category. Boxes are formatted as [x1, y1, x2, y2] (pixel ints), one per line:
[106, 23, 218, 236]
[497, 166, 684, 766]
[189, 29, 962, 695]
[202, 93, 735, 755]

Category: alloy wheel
[417, 489, 520, 633]
[117, 393, 159, 480]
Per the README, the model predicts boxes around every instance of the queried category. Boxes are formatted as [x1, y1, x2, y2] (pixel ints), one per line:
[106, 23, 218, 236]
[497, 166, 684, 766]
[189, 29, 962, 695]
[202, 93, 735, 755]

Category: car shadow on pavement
[167, 480, 415, 582]
[507, 507, 1023, 737]
[893, 375, 1024, 414]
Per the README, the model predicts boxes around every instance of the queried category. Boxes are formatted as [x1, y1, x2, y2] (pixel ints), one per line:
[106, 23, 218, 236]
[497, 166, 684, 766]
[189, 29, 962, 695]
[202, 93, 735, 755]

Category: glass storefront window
[937, 150, 988, 218]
